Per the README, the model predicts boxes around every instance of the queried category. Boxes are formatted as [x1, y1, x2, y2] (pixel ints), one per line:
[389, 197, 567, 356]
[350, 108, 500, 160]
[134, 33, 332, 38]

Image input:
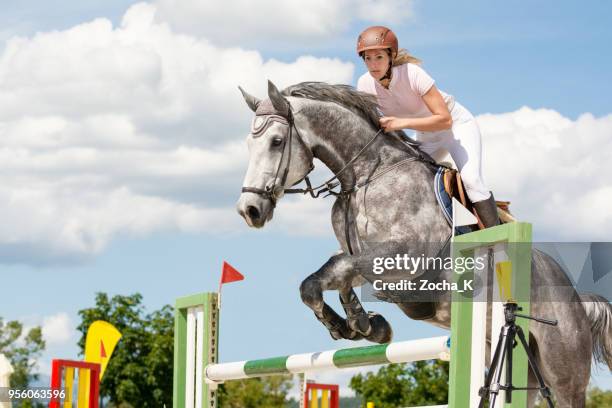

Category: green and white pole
[205, 336, 450, 381]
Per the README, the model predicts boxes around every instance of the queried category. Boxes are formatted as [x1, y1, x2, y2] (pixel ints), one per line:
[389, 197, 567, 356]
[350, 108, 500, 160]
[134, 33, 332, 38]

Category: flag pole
[217, 279, 222, 310]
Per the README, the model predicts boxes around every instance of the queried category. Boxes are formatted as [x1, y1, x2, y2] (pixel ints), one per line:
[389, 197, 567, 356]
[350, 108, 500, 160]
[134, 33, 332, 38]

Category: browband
[251, 115, 289, 137]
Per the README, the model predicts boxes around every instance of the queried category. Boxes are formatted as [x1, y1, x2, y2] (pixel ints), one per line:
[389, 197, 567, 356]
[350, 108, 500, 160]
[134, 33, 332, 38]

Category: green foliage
[0, 317, 45, 389]
[586, 386, 612, 408]
[338, 396, 363, 408]
[77, 293, 174, 408]
[217, 375, 294, 408]
[349, 360, 448, 408]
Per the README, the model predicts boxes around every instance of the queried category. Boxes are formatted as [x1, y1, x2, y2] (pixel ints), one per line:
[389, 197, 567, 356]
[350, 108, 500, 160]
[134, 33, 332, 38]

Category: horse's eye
[271, 137, 283, 147]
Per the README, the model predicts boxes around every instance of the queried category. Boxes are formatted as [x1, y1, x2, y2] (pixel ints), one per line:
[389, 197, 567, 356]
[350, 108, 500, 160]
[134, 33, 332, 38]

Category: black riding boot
[473, 193, 500, 228]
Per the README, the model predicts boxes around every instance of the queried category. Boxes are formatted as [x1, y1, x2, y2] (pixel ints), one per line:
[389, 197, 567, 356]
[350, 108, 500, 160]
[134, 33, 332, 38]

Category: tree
[586, 386, 612, 408]
[532, 385, 612, 408]
[0, 318, 45, 389]
[77, 293, 174, 408]
[217, 375, 294, 408]
[349, 360, 448, 408]
[404, 360, 448, 406]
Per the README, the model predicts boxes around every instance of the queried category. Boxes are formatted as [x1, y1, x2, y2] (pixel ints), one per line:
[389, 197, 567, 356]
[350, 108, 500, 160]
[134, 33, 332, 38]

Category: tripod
[478, 301, 558, 408]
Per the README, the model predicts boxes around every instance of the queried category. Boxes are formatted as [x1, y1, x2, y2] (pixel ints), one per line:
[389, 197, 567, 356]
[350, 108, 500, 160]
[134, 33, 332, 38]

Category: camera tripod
[478, 301, 558, 408]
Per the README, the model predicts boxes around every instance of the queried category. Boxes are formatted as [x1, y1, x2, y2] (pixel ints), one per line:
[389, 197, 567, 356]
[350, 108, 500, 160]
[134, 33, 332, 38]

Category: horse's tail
[579, 293, 612, 369]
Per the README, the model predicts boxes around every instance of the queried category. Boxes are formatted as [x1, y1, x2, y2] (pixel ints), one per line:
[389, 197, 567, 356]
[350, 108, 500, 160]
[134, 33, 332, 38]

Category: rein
[284, 127, 386, 198]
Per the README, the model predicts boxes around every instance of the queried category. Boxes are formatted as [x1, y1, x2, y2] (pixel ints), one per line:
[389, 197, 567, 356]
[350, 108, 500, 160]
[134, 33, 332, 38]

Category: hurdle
[174, 222, 533, 408]
[49, 359, 101, 408]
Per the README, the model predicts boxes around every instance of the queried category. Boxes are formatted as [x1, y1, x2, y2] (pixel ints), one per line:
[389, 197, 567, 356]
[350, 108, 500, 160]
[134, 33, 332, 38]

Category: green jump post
[174, 292, 219, 408]
[449, 222, 532, 408]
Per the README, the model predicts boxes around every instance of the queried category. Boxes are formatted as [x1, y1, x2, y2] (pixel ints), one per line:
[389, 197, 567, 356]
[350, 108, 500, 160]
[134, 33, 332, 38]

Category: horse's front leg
[338, 287, 393, 343]
[299, 253, 392, 343]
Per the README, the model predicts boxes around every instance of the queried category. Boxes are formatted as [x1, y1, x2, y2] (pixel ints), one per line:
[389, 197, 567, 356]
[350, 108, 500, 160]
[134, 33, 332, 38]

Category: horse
[235, 80, 612, 407]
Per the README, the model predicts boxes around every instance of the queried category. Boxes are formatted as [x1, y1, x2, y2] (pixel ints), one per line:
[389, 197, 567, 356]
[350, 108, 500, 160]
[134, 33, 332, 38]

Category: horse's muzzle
[236, 193, 274, 228]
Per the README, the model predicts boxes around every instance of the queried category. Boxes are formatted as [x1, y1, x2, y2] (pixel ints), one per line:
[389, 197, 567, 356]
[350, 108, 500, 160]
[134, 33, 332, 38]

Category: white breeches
[415, 102, 491, 202]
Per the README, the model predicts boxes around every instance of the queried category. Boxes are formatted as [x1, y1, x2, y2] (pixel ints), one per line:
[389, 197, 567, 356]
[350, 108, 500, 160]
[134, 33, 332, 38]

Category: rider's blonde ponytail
[392, 49, 421, 66]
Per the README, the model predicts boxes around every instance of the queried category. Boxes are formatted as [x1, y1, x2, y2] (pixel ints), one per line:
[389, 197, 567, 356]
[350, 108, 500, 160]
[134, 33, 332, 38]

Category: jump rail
[206, 336, 450, 382]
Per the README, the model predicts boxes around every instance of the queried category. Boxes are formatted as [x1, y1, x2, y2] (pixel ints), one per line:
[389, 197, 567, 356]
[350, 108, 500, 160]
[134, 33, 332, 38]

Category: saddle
[441, 169, 515, 230]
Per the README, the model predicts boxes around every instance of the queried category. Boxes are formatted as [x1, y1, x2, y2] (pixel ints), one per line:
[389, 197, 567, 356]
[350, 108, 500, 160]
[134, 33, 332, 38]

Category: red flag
[220, 261, 244, 285]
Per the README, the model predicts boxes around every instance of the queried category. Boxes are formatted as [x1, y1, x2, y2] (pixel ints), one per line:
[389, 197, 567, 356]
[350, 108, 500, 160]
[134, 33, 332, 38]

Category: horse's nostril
[247, 205, 260, 221]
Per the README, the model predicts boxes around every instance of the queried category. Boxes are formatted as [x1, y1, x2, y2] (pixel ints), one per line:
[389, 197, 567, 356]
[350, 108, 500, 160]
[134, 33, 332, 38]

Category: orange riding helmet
[356, 26, 399, 58]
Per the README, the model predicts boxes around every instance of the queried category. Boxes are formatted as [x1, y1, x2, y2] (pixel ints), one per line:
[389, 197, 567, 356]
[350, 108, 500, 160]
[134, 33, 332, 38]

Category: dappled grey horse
[236, 81, 612, 407]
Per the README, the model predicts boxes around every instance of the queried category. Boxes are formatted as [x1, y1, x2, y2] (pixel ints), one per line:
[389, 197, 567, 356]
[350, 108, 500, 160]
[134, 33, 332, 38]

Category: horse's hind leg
[300, 253, 392, 343]
[528, 303, 590, 408]
[526, 358, 587, 408]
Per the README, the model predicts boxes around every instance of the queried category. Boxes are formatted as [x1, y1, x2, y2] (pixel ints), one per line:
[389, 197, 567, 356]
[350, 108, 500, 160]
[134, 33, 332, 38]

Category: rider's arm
[380, 85, 452, 132]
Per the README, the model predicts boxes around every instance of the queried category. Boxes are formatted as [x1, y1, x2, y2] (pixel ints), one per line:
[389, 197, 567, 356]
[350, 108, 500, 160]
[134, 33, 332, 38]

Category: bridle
[241, 103, 389, 207]
[240, 107, 314, 206]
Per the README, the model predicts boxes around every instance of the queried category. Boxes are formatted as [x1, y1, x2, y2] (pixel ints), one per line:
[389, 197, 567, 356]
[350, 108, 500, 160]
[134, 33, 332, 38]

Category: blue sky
[0, 0, 610, 396]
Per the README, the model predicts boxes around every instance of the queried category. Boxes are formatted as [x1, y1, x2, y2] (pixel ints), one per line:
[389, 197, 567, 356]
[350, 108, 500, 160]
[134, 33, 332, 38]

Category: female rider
[356, 26, 499, 228]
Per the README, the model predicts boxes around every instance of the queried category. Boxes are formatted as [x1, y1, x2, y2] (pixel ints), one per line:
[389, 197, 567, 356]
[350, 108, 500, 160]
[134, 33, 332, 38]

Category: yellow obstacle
[303, 382, 339, 408]
[49, 360, 100, 408]
[62, 367, 74, 408]
[77, 368, 90, 407]
[495, 260, 513, 301]
[60, 365, 91, 408]
[311, 388, 318, 408]
[321, 389, 329, 408]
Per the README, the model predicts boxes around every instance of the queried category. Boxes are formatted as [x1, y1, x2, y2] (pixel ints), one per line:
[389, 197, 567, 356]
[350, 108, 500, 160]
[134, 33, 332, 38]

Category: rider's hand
[379, 116, 405, 132]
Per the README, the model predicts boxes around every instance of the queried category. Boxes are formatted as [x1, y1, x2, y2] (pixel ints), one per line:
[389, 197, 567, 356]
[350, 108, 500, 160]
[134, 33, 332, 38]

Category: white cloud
[0, 2, 353, 265]
[41, 313, 74, 346]
[479, 107, 612, 240]
[154, 0, 414, 47]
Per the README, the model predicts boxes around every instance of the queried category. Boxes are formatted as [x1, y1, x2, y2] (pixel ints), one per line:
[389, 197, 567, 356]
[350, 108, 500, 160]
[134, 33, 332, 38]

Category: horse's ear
[238, 86, 261, 112]
[267, 80, 290, 117]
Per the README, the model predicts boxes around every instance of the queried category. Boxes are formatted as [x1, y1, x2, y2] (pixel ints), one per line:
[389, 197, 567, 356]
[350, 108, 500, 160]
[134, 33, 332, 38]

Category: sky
[0, 0, 611, 397]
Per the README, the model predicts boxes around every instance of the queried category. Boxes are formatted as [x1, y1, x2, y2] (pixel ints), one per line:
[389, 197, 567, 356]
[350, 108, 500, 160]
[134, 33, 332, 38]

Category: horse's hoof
[345, 329, 364, 341]
[329, 330, 344, 340]
[328, 325, 363, 341]
[364, 312, 393, 344]
[347, 312, 372, 336]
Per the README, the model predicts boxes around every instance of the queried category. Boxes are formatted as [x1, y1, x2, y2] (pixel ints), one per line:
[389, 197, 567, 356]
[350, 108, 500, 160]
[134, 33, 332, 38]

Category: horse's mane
[281, 82, 420, 148]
